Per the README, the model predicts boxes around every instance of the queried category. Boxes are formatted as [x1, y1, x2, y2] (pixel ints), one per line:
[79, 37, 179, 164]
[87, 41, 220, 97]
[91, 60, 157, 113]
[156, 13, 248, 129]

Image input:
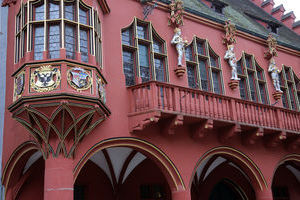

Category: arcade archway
[272, 155, 300, 200]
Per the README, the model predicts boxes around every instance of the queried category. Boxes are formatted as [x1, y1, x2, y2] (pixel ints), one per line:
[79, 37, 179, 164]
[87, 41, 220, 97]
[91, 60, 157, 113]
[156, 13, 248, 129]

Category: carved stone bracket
[174, 66, 186, 77]
[228, 79, 239, 90]
[9, 96, 110, 158]
[273, 91, 283, 101]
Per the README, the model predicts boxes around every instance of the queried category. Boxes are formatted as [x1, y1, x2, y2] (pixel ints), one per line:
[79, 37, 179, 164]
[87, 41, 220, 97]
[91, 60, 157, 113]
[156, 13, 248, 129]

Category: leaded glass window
[65, 24, 75, 59]
[48, 24, 60, 59]
[237, 53, 269, 104]
[16, 0, 101, 65]
[280, 66, 300, 110]
[121, 18, 168, 86]
[185, 37, 224, 94]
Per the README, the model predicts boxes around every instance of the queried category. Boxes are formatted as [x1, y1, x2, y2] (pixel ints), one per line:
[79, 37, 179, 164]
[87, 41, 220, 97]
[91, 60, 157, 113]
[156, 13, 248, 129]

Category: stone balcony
[8, 61, 110, 158]
[128, 81, 300, 149]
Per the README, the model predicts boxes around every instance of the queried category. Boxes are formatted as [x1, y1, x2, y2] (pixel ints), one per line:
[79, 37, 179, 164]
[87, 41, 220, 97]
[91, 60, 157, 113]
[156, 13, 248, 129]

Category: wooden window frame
[185, 37, 224, 94]
[121, 17, 169, 86]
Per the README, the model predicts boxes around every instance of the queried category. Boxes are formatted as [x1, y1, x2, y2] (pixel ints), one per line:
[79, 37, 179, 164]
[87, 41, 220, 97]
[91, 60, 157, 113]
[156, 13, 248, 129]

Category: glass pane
[239, 78, 247, 100]
[154, 58, 165, 82]
[210, 56, 217, 68]
[48, 24, 60, 59]
[285, 69, 290, 80]
[15, 36, 20, 63]
[153, 39, 162, 53]
[65, 24, 75, 59]
[259, 83, 267, 104]
[187, 65, 197, 89]
[80, 29, 88, 62]
[257, 70, 262, 80]
[237, 60, 243, 74]
[185, 45, 193, 61]
[197, 42, 204, 55]
[34, 26, 44, 60]
[122, 28, 132, 46]
[282, 90, 288, 108]
[138, 44, 150, 82]
[279, 73, 285, 87]
[123, 51, 135, 86]
[288, 84, 296, 110]
[199, 60, 209, 91]
[248, 72, 257, 102]
[65, 4, 74, 21]
[137, 25, 147, 39]
[212, 71, 221, 94]
[245, 57, 252, 69]
[35, 3, 44, 21]
[16, 13, 21, 31]
[49, 2, 59, 19]
[79, 7, 88, 25]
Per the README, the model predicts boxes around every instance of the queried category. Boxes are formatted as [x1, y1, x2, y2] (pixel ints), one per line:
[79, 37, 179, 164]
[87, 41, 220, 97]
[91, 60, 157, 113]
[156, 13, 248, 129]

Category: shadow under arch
[1, 141, 44, 194]
[189, 146, 267, 191]
[74, 137, 185, 191]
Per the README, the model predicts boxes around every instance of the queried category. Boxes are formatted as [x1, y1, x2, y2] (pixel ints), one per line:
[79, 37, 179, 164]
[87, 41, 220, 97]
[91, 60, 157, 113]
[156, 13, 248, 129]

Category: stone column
[256, 188, 273, 200]
[172, 189, 191, 200]
[44, 155, 73, 200]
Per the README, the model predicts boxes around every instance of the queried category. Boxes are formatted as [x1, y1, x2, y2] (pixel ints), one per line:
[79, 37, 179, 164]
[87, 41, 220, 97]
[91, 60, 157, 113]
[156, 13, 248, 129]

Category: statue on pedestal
[171, 28, 188, 66]
[268, 58, 282, 92]
[224, 45, 240, 80]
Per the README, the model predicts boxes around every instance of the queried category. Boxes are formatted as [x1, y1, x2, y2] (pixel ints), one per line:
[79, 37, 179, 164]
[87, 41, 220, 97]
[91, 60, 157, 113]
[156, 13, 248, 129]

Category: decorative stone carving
[30, 65, 61, 92]
[224, 45, 240, 81]
[268, 58, 282, 92]
[14, 71, 25, 101]
[264, 33, 278, 60]
[67, 67, 92, 91]
[223, 19, 236, 46]
[97, 77, 106, 103]
[171, 28, 188, 67]
[168, 0, 184, 28]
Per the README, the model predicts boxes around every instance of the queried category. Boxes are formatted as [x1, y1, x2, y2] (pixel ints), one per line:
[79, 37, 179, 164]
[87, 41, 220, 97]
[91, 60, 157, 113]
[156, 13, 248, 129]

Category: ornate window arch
[236, 53, 269, 104]
[185, 37, 224, 94]
[280, 66, 300, 110]
[15, 0, 102, 66]
[121, 18, 169, 86]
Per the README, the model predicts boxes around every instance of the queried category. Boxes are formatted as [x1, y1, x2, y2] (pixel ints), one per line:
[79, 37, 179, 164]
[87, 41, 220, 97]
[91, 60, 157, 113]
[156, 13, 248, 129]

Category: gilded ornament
[223, 19, 236, 46]
[13, 71, 25, 101]
[168, 0, 184, 27]
[264, 33, 278, 59]
[67, 67, 92, 91]
[30, 65, 61, 92]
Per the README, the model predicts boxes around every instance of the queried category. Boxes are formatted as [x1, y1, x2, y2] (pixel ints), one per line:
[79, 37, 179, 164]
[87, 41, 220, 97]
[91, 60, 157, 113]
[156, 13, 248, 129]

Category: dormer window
[207, 0, 227, 14]
[268, 23, 279, 34]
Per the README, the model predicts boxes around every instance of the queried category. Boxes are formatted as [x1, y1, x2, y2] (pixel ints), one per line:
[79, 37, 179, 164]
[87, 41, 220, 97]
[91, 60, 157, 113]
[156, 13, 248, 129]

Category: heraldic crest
[67, 67, 92, 91]
[30, 65, 61, 92]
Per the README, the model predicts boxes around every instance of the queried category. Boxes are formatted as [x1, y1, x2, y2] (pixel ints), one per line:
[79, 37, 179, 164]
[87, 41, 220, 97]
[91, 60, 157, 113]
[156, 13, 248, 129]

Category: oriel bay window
[280, 66, 300, 110]
[185, 37, 224, 94]
[237, 53, 269, 104]
[121, 18, 169, 86]
[15, 0, 102, 66]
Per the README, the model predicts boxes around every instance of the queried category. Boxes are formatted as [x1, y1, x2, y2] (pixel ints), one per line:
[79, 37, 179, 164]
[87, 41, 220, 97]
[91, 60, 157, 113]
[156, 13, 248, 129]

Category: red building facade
[1, 0, 300, 199]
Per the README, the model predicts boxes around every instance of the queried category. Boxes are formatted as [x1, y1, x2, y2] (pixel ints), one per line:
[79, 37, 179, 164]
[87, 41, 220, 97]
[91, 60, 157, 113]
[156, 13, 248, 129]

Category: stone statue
[223, 19, 236, 46]
[268, 58, 282, 92]
[224, 45, 240, 80]
[171, 28, 188, 66]
[265, 33, 278, 58]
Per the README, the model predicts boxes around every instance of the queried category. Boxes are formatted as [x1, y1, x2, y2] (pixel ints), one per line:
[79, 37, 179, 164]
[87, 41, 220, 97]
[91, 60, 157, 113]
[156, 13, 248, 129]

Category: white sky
[273, 0, 300, 21]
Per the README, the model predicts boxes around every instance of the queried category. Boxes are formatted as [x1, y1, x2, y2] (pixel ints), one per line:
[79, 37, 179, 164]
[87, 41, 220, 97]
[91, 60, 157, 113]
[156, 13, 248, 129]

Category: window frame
[121, 18, 169, 86]
[185, 37, 224, 94]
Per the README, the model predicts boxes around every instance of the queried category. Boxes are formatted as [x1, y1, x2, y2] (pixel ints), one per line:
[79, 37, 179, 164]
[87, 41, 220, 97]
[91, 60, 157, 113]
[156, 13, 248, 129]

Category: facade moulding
[152, 1, 300, 57]
[97, 0, 110, 14]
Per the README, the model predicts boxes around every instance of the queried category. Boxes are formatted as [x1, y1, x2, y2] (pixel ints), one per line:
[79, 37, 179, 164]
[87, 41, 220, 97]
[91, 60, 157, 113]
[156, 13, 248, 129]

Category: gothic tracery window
[237, 53, 269, 104]
[185, 37, 224, 94]
[280, 66, 300, 110]
[121, 18, 169, 86]
[15, 0, 102, 66]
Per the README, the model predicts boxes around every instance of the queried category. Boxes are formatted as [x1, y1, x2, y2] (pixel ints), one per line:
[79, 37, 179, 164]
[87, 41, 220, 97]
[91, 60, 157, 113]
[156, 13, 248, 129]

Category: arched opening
[2, 142, 45, 200]
[272, 158, 300, 200]
[74, 146, 171, 200]
[190, 147, 263, 200]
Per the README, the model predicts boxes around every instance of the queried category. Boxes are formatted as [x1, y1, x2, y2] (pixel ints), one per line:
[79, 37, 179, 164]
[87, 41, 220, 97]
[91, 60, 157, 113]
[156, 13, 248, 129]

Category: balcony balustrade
[128, 81, 300, 148]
